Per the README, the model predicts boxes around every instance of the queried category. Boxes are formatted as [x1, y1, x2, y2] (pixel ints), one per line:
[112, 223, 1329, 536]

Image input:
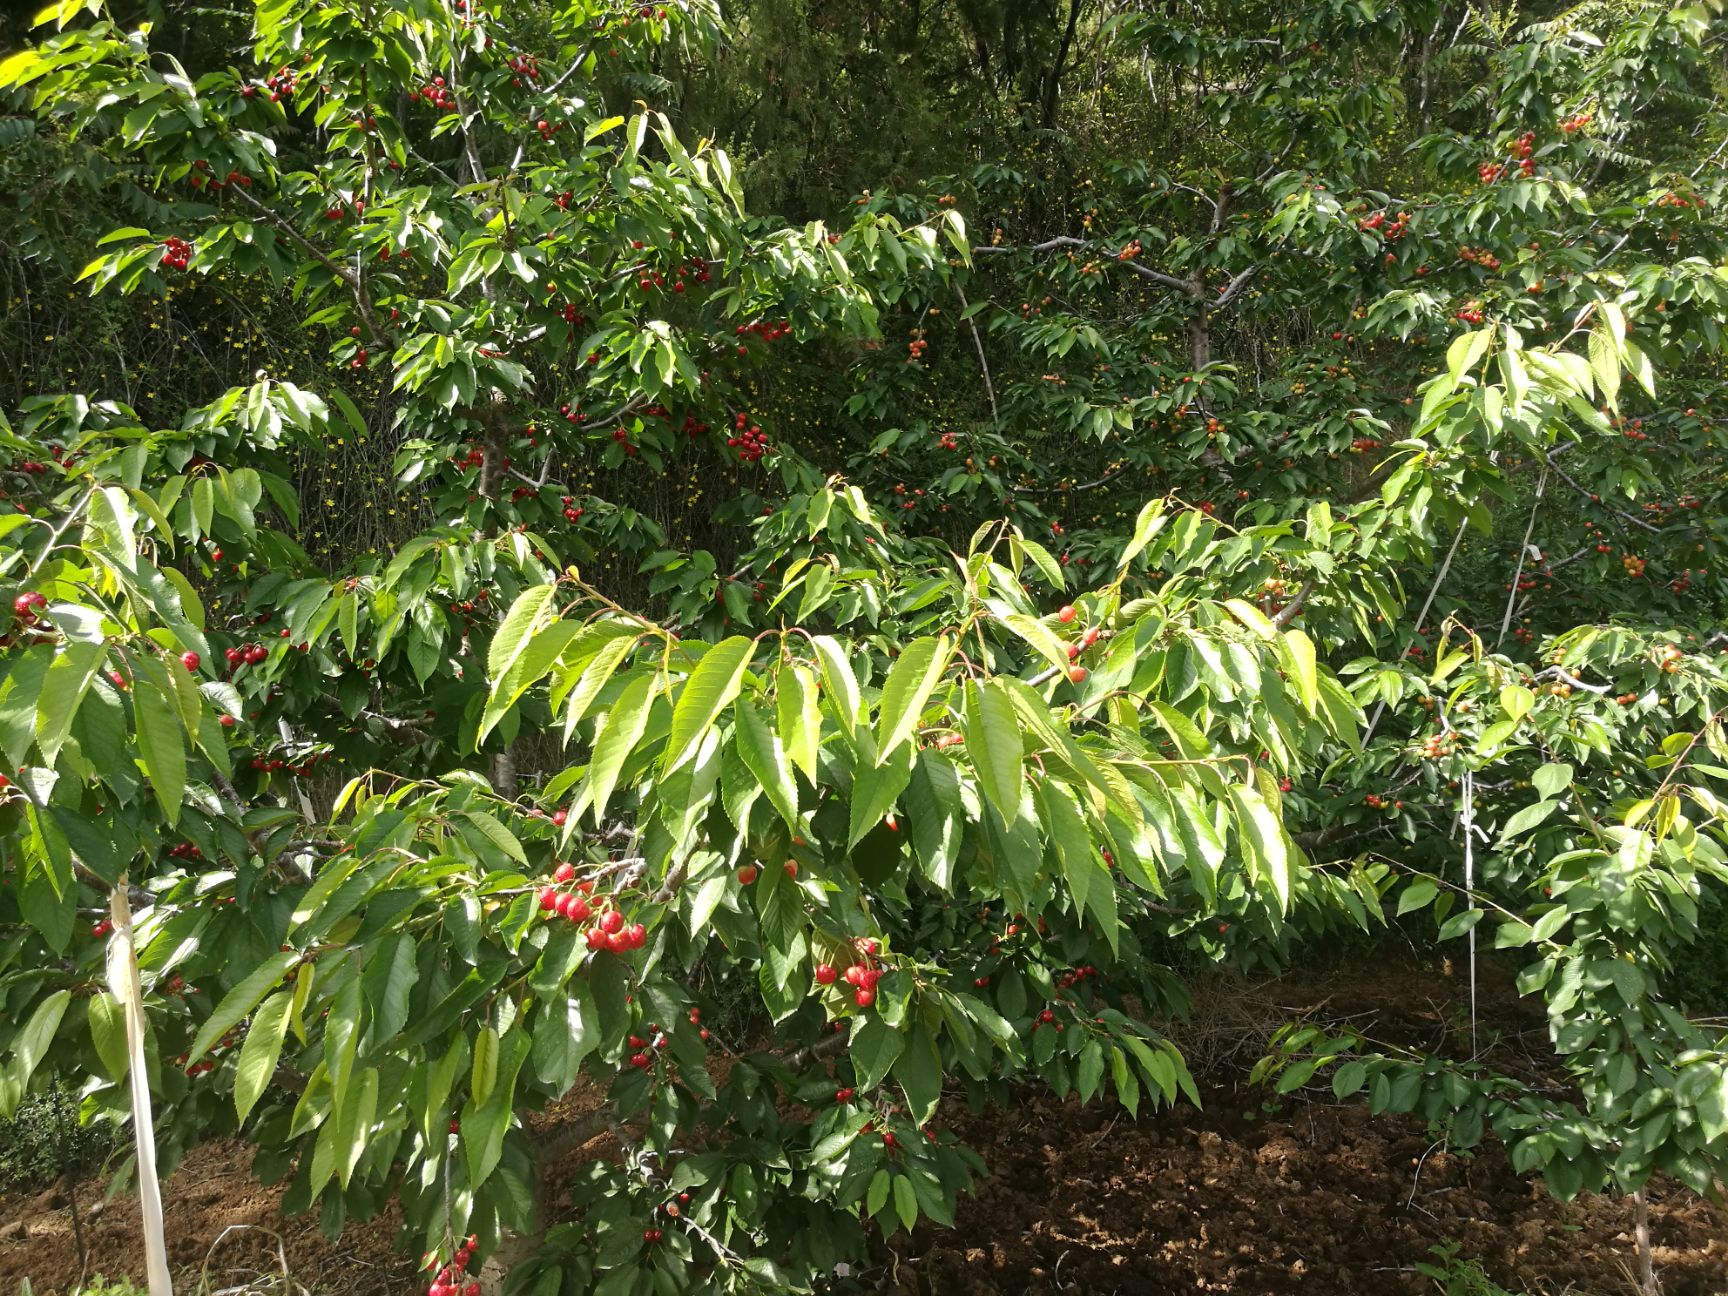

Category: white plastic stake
[108, 877, 174, 1296]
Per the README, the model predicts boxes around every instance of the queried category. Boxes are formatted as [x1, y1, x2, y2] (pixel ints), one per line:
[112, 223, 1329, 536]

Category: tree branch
[227, 186, 386, 346]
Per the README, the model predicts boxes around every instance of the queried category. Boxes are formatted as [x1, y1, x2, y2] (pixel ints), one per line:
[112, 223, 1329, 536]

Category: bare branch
[226, 186, 387, 346]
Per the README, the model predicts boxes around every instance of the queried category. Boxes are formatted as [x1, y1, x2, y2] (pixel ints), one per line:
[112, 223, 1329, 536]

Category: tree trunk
[1041, 0, 1083, 129]
[1634, 1188, 1660, 1295]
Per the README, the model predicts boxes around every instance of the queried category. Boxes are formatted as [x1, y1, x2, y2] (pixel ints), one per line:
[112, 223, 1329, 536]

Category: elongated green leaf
[851, 1016, 904, 1091]
[777, 664, 822, 780]
[190, 951, 297, 1063]
[734, 698, 799, 828]
[849, 743, 915, 847]
[1223, 599, 1276, 640]
[463, 1026, 529, 1189]
[234, 990, 292, 1122]
[480, 621, 581, 741]
[1279, 629, 1320, 715]
[1118, 498, 1167, 569]
[471, 1025, 500, 1108]
[965, 680, 1022, 828]
[811, 635, 862, 736]
[663, 636, 754, 772]
[134, 680, 186, 825]
[35, 641, 104, 763]
[11, 989, 70, 1099]
[1000, 613, 1071, 673]
[875, 635, 952, 762]
[1229, 783, 1290, 913]
[488, 585, 558, 681]
[1040, 779, 1096, 914]
[586, 672, 655, 824]
[87, 991, 128, 1082]
[558, 631, 637, 743]
[334, 1065, 379, 1188]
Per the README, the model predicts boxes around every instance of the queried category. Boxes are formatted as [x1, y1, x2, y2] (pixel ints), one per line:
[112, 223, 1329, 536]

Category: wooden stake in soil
[108, 878, 174, 1296]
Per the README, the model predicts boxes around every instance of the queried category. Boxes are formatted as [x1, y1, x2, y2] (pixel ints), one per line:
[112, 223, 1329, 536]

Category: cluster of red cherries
[537, 862, 649, 953]
[225, 643, 270, 668]
[422, 1236, 482, 1296]
[161, 237, 192, 270]
[413, 76, 458, 112]
[813, 939, 884, 1009]
[726, 413, 770, 462]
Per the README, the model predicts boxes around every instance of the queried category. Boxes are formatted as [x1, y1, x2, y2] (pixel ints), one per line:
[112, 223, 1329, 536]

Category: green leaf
[1531, 763, 1573, 799]
[893, 1173, 918, 1233]
[332, 1065, 379, 1189]
[1331, 1060, 1367, 1098]
[189, 951, 297, 1063]
[964, 680, 1022, 829]
[851, 1016, 904, 1092]
[557, 631, 637, 741]
[585, 673, 655, 824]
[1223, 599, 1276, 640]
[875, 636, 953, 761]
[1000, 612, 1071, 674]
[463, 1026, 529, 1189]
[1437, 908, 1483, 940]
[777, 664, 822, 780]
[811, 635, 862, 737]
[1499, 685, 1535, 722]
[9, 990, 70, 1108]
[134, 679, 187, 826]
[234, 991, 292, 1123]
[663, 637, 755, 772]
[1278, 629, 1320, 715]
[488, 585, 558, 681]
[1499, 800, 1559, 842]
[1396, 879, 1438, 916]
[471, 1024, 500, 1108]
[87, 991, 128, 1082]
[1229, 783, 1290, 913]
[35, 641, 104, 764]
[894, 1024, 942, 1124]
[1118, 498, 1167, 569]
[848, 743, 915, 847]
[733, 698, 799, 829]
[1040, 779, 1095, 915]
[867, 1168, 890, 1217]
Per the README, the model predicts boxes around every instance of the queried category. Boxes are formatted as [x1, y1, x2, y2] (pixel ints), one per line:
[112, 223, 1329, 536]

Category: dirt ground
[5, 956, 1727, 1295]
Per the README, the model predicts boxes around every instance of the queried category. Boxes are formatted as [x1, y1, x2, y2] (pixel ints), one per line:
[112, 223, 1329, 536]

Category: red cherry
[814, 963, 837, 985]
[854, 988, 876, 1008]
[180, 650, 201, 671]
[538, 887, 559, 911]
[1068, 666, 1088, 683]
[219, 714, 236, 728]
[551, 808, 568, 827]
[586, 927, 609, 950]
[783, 860, 799, 879]
[736, 865, 759, 885]
[844, 965, 864, 986]
[553, 862, 576, 883]
[1056, 604, 1077, 624]
[600, 909, 624, 935]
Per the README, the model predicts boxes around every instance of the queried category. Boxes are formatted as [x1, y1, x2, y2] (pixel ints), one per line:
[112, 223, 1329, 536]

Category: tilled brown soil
[5, 957, 1727, 1295]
